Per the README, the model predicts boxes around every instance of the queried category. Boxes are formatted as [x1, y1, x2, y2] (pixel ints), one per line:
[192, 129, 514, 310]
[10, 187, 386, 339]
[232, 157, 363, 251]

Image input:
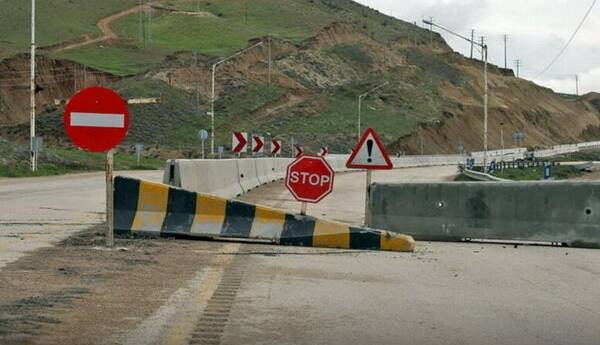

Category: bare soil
[0, 226, 226, 345]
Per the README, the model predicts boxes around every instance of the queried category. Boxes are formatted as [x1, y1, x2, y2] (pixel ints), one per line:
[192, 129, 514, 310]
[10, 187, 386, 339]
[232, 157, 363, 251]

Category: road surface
[1, 166, 599, 345]
[0, 170, 163, 269]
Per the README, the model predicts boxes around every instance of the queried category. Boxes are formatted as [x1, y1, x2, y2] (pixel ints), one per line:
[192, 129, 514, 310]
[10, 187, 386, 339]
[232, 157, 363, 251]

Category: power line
[533, 0, 597, 80]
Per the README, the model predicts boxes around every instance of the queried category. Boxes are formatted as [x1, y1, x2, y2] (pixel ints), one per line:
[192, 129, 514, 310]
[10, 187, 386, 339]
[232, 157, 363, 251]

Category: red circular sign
[285, 155, 335, 203]
[64, 87, 130, 152]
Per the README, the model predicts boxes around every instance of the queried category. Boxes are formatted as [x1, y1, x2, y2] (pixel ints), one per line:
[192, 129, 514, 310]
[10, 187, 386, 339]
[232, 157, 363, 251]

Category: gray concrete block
[368, 181, 600, 248]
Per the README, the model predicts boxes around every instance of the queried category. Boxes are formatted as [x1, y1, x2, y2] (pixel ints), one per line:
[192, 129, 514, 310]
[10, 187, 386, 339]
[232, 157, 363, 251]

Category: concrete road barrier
[174, 159, 243, 199]
[236, 159, 261, 193]
[114, 176, 415, 252]
[255, 158, 275, 185]
[368, 181, 600, 249]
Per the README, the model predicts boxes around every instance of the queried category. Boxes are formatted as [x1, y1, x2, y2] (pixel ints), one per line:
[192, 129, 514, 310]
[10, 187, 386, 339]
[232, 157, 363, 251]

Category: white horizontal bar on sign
[70, 112, 125, 128]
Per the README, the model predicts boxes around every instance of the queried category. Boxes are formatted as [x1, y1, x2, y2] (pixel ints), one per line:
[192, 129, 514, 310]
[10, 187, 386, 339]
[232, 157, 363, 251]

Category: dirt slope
[0, 1, 598, 154]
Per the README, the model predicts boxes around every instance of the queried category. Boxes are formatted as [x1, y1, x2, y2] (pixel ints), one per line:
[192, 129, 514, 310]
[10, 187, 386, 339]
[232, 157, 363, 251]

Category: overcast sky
[357, 0, 599, 95]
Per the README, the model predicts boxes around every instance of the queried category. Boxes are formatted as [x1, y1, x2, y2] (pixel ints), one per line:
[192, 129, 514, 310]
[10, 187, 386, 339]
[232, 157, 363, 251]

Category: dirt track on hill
[51, 1, 167, 53]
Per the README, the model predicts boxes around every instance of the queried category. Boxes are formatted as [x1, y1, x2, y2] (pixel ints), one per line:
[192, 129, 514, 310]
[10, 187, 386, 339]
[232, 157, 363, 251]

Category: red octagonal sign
[285, 155, 335, 203]
[64, 87, 130, 152]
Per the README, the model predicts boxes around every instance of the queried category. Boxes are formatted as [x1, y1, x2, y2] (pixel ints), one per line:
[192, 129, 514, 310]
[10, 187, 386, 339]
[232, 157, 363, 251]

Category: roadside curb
[114, 176, 415, 252]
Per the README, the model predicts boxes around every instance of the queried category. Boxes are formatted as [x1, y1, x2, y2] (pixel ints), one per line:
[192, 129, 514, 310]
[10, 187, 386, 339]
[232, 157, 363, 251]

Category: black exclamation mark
[367, 139, 374, 163]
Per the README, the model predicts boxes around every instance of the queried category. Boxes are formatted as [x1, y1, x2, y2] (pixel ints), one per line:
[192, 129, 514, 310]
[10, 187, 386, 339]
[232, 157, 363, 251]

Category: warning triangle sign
[346, 128, 393, 169]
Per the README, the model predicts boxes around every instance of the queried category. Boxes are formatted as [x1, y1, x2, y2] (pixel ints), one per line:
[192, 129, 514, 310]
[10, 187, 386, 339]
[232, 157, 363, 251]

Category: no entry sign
[64, 87, 130, 152]
[285, 155, 334, 203]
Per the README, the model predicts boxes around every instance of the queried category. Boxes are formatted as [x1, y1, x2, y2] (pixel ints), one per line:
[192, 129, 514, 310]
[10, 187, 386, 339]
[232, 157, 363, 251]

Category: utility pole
[423, 19, 489, 168]
[514, 59, 521, 77]
[267, 36, 272, 85]
[148, 5, 152, 44]
[500, 122, 505, 151]
[30, 0, 37, 172]
[429, 17, 433, 46]
[483, 44, 489, 168]
[139, 0, 143, 44]
[480, 36, 485, 60]
[575, 75, 579, 96]
[503, 34, 507, 69]
[195, 52, 200, 114]
[470, 29, 474, 59]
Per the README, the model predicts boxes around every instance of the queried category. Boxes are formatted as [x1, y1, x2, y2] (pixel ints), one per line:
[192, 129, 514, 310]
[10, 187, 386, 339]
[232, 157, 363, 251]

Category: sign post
[64, 87, 130, 247]
[346, 128, 393, 225]
[135, 143, 143, 167]
[198, 129, 209, 159]
[544, 163, 552, 180]
[285, 155, 335, 215]
[106, 149, 114, 246]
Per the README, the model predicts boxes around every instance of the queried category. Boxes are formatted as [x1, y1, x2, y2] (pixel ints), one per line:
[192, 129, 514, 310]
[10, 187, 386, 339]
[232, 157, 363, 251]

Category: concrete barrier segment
[368, 181, 600, 249]
[114, 176, 415, 252]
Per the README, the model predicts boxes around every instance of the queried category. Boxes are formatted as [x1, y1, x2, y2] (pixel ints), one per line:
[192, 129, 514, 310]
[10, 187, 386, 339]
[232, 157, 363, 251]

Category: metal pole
[201, 139, 205, 159]
[106, 149, 114, 247]
[30, 0, 37, 172]
[136, 146, 141, 167]
[470, 29, 474, 59]
[300, 202, 307, 216]
[429, 17, 433, 46]
[209, 41, 264, 157]
[148, 5, 152, 43]
[139, 0, 143, 42]
[575, 75, 579, 96]
[480, 36, 484, 60]
[503, 34, 507, 69]
[357, 96, 362, 139]
[267, 36, 272, 85]
[210, 64, 216, 156]
[364, 170, 372, 226]
[483, 45, 489, 169]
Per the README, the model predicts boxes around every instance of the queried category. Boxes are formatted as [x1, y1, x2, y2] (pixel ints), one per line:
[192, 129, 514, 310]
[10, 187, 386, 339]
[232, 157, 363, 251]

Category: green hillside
[5, 0, 431, 75]
[0, 0, 138, 58]
[2, 0, 598, 173]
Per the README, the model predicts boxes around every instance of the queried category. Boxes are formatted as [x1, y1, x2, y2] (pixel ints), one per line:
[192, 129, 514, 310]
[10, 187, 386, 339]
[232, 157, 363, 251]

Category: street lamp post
[210, 41, 264, 155]
[30, 0, 37, 172]
[423, 19, 489, 168]
[357, 82, 388, 139]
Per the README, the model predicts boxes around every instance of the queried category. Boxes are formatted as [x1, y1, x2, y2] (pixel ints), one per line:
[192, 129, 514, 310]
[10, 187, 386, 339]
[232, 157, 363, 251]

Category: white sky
[357, 0, 599, 94]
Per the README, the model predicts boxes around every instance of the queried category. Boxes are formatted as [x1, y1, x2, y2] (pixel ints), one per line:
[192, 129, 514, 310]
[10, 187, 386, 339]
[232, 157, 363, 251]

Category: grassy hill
[6, 0, 433, 75]
[0, 0, 139, 59]
[1, 0, 599, 167]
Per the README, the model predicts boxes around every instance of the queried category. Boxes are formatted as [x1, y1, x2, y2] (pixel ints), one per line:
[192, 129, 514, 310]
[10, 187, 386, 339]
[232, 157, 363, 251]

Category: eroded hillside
[1, 0, 598, 155]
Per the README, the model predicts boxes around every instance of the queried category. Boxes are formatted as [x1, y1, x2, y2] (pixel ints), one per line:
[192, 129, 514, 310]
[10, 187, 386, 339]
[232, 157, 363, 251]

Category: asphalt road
[1, 166, 599, 345]
[0, 170, 163, 269]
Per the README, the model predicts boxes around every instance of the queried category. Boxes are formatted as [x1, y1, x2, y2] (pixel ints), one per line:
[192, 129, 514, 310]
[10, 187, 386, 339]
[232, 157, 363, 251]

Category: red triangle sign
[346, 128, 393, 169]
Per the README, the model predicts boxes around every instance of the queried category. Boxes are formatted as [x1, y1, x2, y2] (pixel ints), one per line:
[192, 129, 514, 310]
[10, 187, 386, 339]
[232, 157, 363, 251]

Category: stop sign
[64, 87, 130, 152]
[285, 155, 335, 203]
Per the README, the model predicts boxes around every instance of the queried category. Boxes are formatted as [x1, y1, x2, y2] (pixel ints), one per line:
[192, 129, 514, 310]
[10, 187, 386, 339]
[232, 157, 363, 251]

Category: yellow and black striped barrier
[114, 177, 415, 252]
